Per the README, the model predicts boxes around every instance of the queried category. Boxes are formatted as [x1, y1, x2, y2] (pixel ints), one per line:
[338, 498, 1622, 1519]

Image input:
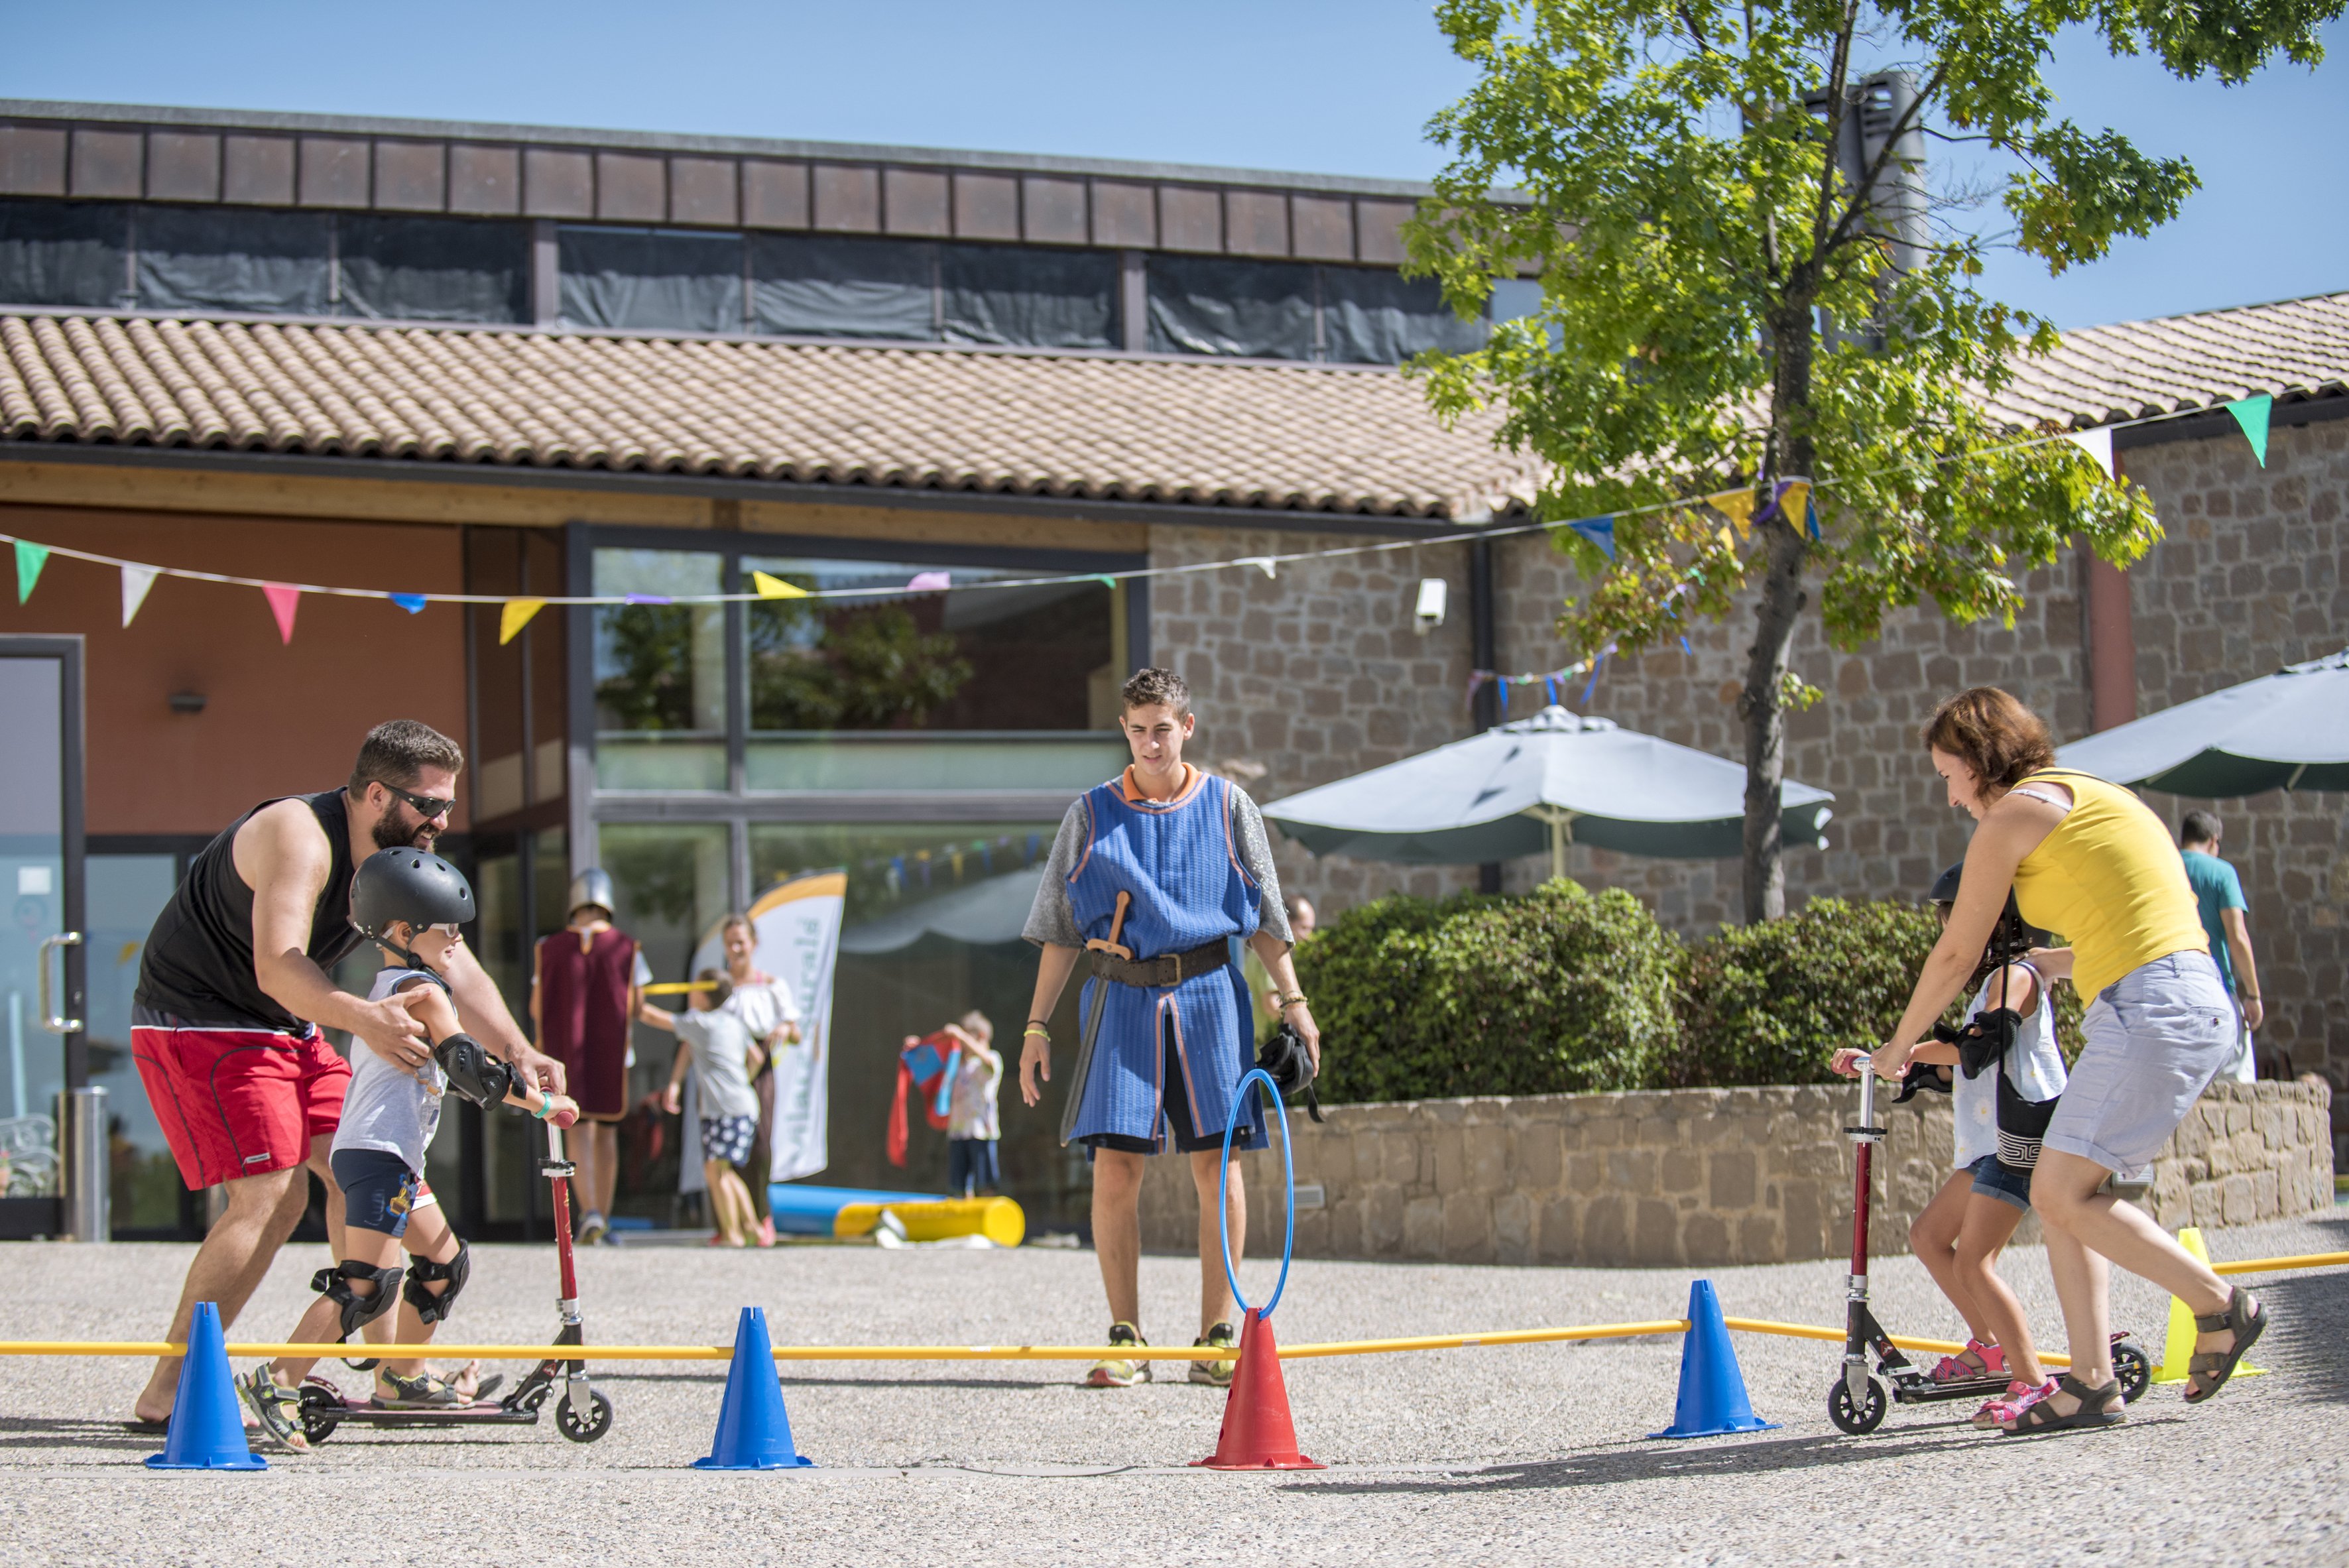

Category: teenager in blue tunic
[1020, 667, 1319, 1389]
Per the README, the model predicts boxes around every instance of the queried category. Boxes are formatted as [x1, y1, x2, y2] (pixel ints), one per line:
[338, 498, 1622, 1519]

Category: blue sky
[4, 2, 2339, 328]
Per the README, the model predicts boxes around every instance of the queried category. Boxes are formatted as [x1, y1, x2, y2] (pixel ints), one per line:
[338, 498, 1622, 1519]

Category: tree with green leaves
[1407, 0, 2337, 921]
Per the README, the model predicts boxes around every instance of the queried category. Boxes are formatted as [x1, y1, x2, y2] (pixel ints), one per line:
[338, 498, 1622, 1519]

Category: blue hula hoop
[1215, 1066, 1296, 1320]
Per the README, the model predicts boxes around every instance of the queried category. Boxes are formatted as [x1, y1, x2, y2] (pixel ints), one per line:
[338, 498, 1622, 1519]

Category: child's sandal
[2002, 1374, 2124, 1434]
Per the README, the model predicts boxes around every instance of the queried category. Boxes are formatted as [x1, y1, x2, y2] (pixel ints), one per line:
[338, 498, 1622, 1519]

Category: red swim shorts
[131, 1023, 351, 1190]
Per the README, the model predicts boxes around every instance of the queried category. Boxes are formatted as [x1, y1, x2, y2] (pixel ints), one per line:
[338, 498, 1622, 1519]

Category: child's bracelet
[1024, 1022, 1051, 1042]
[531, 1096, 554, 1120]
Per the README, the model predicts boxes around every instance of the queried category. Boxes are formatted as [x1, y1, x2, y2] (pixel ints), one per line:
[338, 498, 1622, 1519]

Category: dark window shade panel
[0, 200, 131, 308]
[339, 215, 528, 324]
[1322, 267, 1488, 364]
[751, 235, 936, 340]
[1145, 255, 1315, 360]
[136, 205, 331, 314]
[941, 243, 1115, 349]
[558, 227, 744, 332]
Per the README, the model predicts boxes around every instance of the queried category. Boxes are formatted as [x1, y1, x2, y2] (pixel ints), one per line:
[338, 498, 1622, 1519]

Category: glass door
[0, 638, 85, 1239]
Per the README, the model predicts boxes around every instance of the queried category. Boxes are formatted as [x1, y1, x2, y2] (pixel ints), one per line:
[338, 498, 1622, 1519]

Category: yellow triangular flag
[1777, 479, 1811, 525]
[499, 598, 546, 645]
[2153, 1225, 2263, 1383]
[751, 570, 809, 599]
[1717, 525, 1736, 552]
[1709, 488, 1757, 538]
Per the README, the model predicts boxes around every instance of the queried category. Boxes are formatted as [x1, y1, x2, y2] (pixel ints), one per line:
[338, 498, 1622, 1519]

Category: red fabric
[887, 1059, 914, 1167]
[131, 1025, 350, 1190]
[886, 1032, 959, 1166]
[536, 928, 638, 1120]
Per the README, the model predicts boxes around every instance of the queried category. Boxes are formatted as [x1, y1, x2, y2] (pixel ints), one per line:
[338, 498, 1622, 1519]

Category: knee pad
[402, 1238, 471, 1328]
[434, 1033, 516, 1110]
[310, 1260, 403, 1339]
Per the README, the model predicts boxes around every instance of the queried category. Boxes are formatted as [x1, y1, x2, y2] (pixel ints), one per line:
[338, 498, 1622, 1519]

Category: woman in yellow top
[1864, 688, 2263, 1434]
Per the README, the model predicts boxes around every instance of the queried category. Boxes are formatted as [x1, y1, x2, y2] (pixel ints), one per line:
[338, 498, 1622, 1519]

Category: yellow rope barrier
[1, 1248, 2332, 1364]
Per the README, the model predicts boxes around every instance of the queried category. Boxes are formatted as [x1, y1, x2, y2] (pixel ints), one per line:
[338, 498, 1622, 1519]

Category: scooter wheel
[1827, 1376, 1888, 1435]
[296, 1382, 343, 1445]
[2113, 1340, 2152, 1404]
[556, 1389, 613, 1443]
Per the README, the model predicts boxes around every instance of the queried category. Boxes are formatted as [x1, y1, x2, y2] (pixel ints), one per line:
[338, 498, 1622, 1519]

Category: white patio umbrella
[1263, 705, 1835, 876]
[2055, 648, 2349, 795]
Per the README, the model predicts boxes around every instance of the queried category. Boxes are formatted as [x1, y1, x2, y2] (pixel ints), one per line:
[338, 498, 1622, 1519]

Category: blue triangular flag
[2224, 394, 2271, 467]
[388, 593, 428, 615]
[1567, 516, 1616, 560]
[1805, 498, 1821, 541]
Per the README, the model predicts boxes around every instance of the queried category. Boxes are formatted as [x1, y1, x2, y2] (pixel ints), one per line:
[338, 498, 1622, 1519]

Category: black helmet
[351, 847, 475, 939]
[1929, 862, 1964, 904]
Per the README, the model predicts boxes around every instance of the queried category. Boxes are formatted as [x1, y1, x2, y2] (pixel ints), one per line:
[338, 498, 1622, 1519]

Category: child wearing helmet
[237, 848, 577, 1452]
[1831, 862, 2067, 1429]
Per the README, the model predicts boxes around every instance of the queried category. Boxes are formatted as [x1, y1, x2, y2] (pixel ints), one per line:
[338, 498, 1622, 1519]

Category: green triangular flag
[13, 540, 48, 604]
[2224, 394, 2271, 467]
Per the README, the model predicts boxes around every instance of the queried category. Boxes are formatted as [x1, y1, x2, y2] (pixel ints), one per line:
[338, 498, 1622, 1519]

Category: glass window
[750, 234, 937, 341]
[84, 853, 179, 1233]
[558, 226, 745, 333]
[338, 215, 528, 324]
[1321, 266, 1488, 364]
[941, 243, 1116, 350]
[135, 204, 333, 315]
[592, 549, 726, 791]
[0, 198, 130, 309]
[749, 822, 1088, 1227]
[1145, 254, 1317, 359]
[0, 656, 63, 1206]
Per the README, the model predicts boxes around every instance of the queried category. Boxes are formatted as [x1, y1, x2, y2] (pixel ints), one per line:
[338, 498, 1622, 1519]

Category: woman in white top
[1834, 862, 2065, 1428]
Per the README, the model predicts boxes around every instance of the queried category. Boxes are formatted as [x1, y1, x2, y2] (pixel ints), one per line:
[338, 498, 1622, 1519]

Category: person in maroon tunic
[530, 869, 646, 1245]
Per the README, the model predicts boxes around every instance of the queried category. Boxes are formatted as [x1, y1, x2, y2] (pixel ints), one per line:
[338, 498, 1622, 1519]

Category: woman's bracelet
[1024, 1021, 1052, 1041]
[1277, 992, 1307, 1009]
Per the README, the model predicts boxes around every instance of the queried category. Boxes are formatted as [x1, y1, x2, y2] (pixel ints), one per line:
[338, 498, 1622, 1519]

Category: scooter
[1826, 1067, 2151, 1434]
[296, 1118, 614, 1445]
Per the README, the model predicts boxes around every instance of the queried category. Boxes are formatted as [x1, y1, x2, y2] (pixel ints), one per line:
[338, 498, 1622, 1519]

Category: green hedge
[1299, 880, 2077, 1103]
[1299, 880, 1685, 1103]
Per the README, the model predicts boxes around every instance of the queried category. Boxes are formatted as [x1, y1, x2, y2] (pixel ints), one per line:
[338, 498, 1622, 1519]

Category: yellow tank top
[2009, 768, 2208, 1000]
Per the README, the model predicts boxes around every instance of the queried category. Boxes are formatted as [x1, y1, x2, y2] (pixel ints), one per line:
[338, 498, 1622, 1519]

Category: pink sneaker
[1930, 1338, 2006, 1383]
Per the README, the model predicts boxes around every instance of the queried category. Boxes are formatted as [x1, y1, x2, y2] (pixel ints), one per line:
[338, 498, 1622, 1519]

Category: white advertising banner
[678, 869, 845, 1191]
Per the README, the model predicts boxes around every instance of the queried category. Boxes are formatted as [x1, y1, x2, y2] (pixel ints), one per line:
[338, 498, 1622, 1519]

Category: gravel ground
[1, 1211, 2342, 1567]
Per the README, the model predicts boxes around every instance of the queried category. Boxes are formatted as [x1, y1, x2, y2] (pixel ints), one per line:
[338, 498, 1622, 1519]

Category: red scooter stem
[1849, 1071, 1878, 1277]
[547, 1122, 578, 1302]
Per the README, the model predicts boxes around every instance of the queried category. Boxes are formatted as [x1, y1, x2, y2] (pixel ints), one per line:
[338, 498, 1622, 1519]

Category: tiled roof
[1990, 290, 2349, 428]
[0, 314, 1534, 520]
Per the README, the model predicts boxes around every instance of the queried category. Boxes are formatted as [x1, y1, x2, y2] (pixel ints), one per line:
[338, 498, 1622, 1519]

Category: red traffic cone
[1193, 1308, 1323, 1471]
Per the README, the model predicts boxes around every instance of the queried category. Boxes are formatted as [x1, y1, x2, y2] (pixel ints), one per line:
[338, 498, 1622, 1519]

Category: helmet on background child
[1927, 860, 2047, 982]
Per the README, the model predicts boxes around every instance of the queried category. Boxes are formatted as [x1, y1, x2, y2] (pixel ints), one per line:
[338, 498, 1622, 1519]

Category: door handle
[38, 932, 82, 1035]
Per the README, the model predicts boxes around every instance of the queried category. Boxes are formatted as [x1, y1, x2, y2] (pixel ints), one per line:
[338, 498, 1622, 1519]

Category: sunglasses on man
[376, 781, 455, 821]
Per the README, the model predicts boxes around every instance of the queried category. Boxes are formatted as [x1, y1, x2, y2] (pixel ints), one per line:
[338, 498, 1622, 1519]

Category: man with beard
[126, 720, 565, 1425]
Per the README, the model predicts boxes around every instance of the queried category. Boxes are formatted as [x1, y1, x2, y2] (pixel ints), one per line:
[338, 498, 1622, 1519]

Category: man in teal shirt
[2179, 810, 2262, 1083]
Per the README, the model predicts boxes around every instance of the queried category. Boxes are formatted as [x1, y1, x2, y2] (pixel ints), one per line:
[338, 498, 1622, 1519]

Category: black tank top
[136, 790, 365, 1032]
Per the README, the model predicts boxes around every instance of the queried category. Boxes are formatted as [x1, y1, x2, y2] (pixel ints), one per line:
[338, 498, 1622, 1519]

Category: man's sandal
[2184, 1286, 2267, 1405]
[2002, 1374, 2124, 1434]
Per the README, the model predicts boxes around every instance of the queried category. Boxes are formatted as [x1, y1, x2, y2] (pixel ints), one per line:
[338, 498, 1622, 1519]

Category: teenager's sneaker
[1189, 1321, 1238, 1387]
[576, 1213, 608, 1246]
[237, 1367, 312, 1453]
[1085, 1322, 1151, 1388]
[371, 1370, 463, 1410]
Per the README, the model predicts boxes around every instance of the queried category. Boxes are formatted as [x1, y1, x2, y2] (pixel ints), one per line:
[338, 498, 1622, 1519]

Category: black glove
[1254, 1024, 1325, 1124]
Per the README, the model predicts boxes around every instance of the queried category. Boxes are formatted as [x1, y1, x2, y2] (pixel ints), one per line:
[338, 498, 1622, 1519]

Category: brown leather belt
[1087, 937, 1231, 989]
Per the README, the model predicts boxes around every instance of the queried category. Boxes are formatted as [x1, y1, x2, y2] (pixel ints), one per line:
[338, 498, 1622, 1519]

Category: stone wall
[1136, 1078, 2333, 1267]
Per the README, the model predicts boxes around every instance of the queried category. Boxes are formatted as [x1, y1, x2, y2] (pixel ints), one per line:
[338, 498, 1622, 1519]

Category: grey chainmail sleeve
[1020, 797, 1092, 948]
[1231, 786, 1294, 946]
[1018, 782, 1294, 949]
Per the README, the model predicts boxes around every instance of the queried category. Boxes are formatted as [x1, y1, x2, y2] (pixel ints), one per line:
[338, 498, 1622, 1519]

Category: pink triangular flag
[2063, 426, 2114, 479]
[262, 582, 300, 644]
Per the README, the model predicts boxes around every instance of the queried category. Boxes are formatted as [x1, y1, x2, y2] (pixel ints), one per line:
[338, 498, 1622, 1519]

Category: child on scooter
[238, 849, 577, 1453]
[1832, 861, 2067, 1428]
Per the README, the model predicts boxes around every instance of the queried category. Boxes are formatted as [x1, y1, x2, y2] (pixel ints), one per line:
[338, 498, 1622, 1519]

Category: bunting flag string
[0, 391, 2259, 642]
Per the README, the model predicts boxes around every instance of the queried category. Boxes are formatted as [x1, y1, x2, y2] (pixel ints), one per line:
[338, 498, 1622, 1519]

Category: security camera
[1414, 577, 1447, 634]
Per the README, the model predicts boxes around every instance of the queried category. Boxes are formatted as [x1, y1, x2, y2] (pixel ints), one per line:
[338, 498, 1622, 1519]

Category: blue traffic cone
[146, 1301, 267, 1471]
[693, 1307, 813, 1470]
[1650, 1280, 1778, 1439]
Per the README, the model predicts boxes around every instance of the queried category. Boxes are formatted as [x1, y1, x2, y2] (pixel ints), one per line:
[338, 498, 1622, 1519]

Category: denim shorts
[331, 1147, 421, 1238]
[2043, 949, 2234, 1177]
[1968, 1154, 2034, 1212]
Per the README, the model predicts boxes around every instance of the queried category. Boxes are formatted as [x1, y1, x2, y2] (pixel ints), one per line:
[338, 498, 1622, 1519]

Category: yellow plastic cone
[2152, 1226, 2264, 1383]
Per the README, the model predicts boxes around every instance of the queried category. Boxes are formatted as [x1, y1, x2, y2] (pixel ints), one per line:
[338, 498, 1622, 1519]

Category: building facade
[3, 100, 2340, 1239]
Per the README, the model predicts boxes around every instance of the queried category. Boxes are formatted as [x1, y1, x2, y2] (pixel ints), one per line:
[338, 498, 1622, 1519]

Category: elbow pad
[434, 1032, 517, 1109]
[1957, 1010, 2021, 1081]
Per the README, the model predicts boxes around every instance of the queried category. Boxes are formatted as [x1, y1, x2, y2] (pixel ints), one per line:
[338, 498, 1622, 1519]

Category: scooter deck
[310, 1395, 541, 1427]
[1887, 1372, 2010, 1406]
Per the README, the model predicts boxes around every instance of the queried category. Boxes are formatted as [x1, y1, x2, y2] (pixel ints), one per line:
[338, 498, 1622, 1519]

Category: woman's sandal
[2002, 1374, 2124, 1434]
[2184, 1286, 2267, 1405]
